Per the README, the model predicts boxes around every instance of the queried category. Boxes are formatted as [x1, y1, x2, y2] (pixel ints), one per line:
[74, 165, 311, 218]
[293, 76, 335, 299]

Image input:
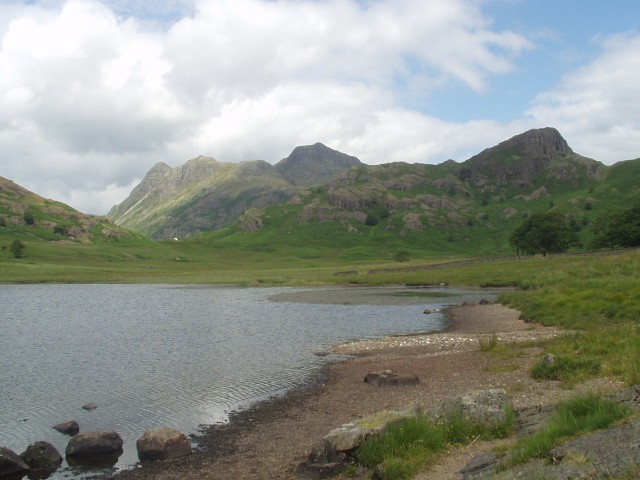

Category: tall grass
[356, 408, 514, 480]
[502, 394, 631, 468]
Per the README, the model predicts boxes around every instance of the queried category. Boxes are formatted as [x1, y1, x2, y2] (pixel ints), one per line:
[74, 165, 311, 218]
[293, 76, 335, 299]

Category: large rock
[0, 447, 30, 477]
[432, 389, 511, 427]
[65, 431, 123, 458]
[136, 428, 192, 461]
[297, 405, 419, 479]
[20, 441, 63, 470]
[53, 420, 80, 436]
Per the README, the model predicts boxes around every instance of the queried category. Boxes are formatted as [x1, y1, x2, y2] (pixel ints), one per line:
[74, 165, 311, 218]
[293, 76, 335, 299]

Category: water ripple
[0, 284, 490, 479]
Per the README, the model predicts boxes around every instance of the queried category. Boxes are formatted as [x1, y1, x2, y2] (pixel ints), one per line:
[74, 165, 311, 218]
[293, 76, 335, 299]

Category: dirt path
[113, 303, 622, 480]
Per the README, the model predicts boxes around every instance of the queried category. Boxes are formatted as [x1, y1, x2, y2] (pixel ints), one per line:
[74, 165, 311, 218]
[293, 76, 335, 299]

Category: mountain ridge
[108, 143, 363, 239]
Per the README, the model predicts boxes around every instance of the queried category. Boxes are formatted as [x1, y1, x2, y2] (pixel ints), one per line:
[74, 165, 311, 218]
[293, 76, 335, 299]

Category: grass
[501, 394, 632, 469]
[355, 408, 515, 480]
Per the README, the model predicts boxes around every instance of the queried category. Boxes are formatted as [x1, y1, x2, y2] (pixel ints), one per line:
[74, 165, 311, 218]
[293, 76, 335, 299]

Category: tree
[10, 239, 25, 258]
[591, 204, 640, 249]
[509, 212, 577, 256]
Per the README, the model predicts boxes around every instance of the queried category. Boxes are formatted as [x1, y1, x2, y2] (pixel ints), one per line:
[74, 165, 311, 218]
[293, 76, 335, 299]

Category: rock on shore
[0, 446, 30, 477]
[136, 428, 192, 461]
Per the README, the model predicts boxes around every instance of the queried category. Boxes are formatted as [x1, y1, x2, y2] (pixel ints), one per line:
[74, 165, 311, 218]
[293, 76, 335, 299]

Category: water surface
[0, 284, 494, 478]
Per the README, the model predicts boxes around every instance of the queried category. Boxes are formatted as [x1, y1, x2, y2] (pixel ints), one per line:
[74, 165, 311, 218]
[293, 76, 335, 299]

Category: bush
[394, 251, 410, 262]
[10, 239, 25, 258]
[23, 210, 35, 225]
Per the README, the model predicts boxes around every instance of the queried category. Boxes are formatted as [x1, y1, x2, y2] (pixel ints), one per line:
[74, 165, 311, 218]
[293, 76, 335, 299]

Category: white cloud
[527, 32, 640, 162]
[6, 0, 639, 217]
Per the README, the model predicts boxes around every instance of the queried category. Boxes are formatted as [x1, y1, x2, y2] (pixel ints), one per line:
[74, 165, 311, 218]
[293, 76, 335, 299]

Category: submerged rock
[20, 441, 63, 470]
[136, 428, 192, 461]
[53, 420, 80, 436]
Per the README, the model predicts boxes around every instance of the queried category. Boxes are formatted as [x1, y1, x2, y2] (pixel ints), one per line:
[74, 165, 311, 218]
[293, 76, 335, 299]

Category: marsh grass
[501, 394, 631, 468]
[356, 408, 514, 480]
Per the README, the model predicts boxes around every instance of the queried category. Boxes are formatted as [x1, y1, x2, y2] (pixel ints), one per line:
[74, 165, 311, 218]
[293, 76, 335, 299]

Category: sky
[0, 0, 639, 214]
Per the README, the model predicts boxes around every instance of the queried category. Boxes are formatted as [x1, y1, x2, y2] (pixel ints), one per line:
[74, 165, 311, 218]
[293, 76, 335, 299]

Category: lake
[0, 284, 495, 478]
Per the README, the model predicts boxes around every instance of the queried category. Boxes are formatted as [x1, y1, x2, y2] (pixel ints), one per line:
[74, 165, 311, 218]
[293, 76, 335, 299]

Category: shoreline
[111, 301, 590, 480]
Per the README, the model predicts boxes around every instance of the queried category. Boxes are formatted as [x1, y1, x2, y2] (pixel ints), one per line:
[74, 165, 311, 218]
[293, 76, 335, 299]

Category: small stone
[543, 353, 556, 365]
[423, 308, 432, 314]
[459, 452, 497, 474]
[82, 403, 97, 411]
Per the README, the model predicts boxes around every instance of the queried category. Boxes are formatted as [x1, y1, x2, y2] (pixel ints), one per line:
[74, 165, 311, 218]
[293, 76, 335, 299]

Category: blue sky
[0, 0, 639, 214]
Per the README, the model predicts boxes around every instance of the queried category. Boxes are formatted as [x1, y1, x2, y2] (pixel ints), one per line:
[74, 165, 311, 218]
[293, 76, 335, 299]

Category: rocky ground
[111, 303, 635, 480]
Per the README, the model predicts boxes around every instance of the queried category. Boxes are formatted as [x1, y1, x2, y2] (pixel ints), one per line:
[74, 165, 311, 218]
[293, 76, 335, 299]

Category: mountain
[0, 176, 140, 244]
[196, 127, 639, 259]
[107, 127, 638, 257]
[108, 143, 363, 239]
[456, 127, 603, 188]
[274, 142, 363, 186]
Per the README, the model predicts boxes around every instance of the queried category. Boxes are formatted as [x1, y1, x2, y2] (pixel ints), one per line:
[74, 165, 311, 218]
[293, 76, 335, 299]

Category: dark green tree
[591, 204, 640, 249]
[509, 212, 577, 256]
[10, 239, 25, 258]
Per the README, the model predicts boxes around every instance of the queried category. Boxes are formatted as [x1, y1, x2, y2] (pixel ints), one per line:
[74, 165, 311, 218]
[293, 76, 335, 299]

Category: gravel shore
[112, 302, 622, 480]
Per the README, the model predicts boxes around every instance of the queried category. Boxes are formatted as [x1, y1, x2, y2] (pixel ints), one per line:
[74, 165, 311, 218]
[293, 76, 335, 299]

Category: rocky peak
[458, 128, 577, 188]
[275, 143, 363, 187]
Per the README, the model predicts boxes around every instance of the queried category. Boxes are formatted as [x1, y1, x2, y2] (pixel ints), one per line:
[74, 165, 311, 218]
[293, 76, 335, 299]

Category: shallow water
[0, 284, 495, 478]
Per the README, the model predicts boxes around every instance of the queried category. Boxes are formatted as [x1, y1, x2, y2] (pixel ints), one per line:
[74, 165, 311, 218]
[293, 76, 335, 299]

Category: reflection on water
[0, 285, 495, 479]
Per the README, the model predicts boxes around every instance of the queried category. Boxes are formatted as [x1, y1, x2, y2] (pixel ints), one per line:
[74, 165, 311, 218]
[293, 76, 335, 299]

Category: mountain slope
[0, 176, 140, 244]
[109, 144, 363, 239]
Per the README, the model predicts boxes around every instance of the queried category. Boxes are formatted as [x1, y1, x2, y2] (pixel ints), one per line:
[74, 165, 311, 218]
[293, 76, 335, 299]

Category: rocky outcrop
[459, 385, 640, 479]
[432, 389, 510, 427]
[0, 447, 30, 477]
[19, 441, 62, 470]
[136, 428, 192, 461]
[53, 420, 80, 435]
[65, 430, 123, 458]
